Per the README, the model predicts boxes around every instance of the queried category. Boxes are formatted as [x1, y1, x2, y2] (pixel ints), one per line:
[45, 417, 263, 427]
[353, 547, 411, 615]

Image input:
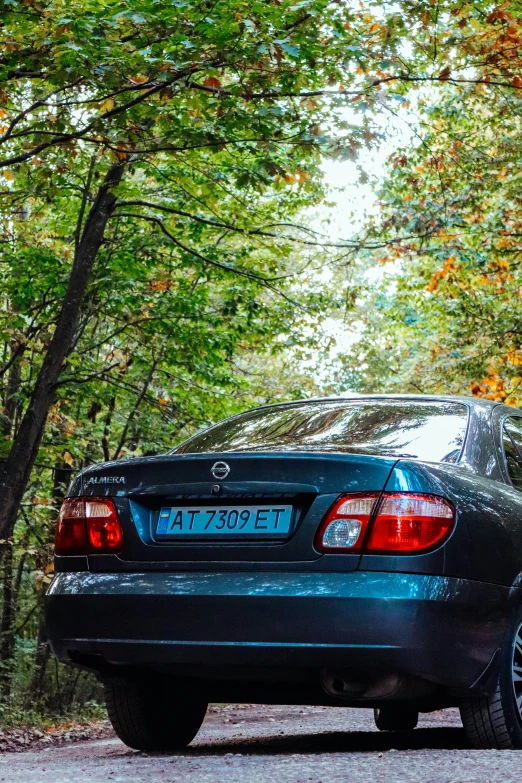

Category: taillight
[314, 493, 380, 553]
[366, 493, 455, 553]
[55, 498, 124, 555]
[316, 492, 455, 555]
[84, 499, 124, 552]
[55, 498, 86, 555]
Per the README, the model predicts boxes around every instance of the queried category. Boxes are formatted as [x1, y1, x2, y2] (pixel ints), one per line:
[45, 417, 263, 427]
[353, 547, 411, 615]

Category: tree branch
[113, 211, 310, 309]
[113, 200, 355, 248]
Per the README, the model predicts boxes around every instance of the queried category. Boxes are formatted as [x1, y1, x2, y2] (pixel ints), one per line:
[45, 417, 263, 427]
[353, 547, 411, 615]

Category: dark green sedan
[46, 395, 522, 751]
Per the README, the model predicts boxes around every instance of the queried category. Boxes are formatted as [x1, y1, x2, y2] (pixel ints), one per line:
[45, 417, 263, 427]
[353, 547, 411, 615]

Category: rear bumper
[45, 570, 511, 691]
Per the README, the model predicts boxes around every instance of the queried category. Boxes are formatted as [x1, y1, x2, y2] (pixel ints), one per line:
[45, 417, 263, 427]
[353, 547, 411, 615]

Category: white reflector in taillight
[314, 493, 380, 553]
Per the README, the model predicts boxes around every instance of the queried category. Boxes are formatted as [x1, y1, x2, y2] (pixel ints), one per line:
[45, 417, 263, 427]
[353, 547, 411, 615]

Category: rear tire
[460, 616, 522, 749]
[374, 704, 419, 732]
[104, 676, 208, 751]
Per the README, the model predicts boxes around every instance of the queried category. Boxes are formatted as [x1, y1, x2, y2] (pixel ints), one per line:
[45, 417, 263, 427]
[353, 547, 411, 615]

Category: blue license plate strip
[156, 504, 293, 538]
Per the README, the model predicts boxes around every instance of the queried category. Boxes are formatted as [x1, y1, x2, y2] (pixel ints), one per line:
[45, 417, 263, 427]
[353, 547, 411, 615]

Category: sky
[303, 106, 414, 375]
[320, 105, 414, 241]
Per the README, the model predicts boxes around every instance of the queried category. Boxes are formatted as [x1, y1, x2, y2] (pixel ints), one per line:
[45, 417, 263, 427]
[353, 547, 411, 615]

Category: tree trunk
[30, 609, 51, 705]
[112, 325, 176, 460]
[30, 459, 72, 703]
[0, 544, 14, 697]
[102, 396, 116, 463]
[0, 162, 125, 542]
[1, 345, 21, 438]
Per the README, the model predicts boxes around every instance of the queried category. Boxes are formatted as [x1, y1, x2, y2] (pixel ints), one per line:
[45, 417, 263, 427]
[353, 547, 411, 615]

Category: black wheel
[374, 704, 419, 732]
[460, 616, 522, 749]
[104, 676, 208, 751]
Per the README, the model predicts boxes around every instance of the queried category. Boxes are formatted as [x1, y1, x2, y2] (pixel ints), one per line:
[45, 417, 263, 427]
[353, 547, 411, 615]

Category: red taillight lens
[315, 493, 380, 553]
[85, 499, 124, 552]
[366, 493, 455, 553]
[55, 498, 123, 555]
[55, 498, 87, 555]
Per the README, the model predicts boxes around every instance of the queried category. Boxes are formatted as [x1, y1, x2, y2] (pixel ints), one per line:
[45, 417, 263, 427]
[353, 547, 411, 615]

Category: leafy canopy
[333, 3, 522, 404]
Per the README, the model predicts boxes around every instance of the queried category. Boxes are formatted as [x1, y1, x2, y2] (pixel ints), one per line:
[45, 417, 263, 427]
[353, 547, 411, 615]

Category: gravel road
[3, 703, 522, 783]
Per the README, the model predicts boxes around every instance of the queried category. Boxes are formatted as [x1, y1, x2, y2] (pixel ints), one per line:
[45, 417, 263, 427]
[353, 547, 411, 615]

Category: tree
[330, 4, 522, 400]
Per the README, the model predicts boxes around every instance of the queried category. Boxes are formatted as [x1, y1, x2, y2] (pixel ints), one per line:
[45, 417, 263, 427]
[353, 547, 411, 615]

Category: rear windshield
[175, 400, 468, 463]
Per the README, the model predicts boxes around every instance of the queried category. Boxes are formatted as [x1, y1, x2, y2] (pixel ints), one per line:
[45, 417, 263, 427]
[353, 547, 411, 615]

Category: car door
[422, 408, 522, 585]
[501, 416, 522, 491]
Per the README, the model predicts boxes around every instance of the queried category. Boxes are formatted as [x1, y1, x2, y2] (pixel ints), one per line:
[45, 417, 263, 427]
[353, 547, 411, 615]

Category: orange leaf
[512, 75, 522, 89]
[203, 76, 222, 89]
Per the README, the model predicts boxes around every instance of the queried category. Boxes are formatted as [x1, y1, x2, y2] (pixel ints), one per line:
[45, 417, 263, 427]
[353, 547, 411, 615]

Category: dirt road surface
[3, 704, 522, 783]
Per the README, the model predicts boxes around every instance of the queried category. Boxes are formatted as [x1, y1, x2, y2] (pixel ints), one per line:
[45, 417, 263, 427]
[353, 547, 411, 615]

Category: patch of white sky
[318, 105, 412, 240]
[297, 100, 417, 384]
[294, 12, 422, 381]
[286, 5, 444, 388]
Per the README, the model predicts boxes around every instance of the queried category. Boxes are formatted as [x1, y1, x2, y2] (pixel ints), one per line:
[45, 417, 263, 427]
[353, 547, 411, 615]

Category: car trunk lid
[77, 451, 397, 569]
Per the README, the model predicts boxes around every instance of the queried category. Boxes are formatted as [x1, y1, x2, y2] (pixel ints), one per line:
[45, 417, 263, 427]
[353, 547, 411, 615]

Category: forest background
[0, 0, 520, 727]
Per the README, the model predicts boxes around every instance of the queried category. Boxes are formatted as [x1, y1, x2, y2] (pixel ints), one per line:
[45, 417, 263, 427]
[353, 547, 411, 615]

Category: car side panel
[358, 459, 522, 588]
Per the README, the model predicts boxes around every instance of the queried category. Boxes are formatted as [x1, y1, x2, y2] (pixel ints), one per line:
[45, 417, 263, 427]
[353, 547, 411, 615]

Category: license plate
[156, 505, 293, 538]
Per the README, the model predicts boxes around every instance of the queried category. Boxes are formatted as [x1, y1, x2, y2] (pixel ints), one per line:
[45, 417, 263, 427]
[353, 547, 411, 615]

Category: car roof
[171, 393, 521, 462]
[248, 393, 518, 414]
